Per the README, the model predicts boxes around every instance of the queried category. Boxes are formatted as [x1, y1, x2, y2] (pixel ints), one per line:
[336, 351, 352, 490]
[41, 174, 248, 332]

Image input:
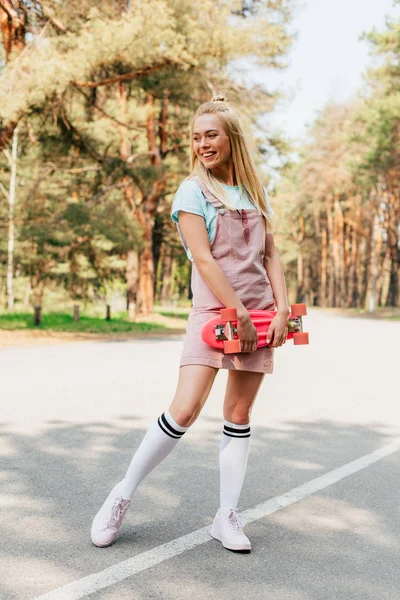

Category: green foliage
[0, 0, 296, 309]
[0, 310, 167, 333]
[0, 0, 294, 124]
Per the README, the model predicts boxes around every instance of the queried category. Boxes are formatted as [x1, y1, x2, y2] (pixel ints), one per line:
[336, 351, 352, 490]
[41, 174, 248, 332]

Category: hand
[236, 311, 258, 353]
[266, 312, 289, 347]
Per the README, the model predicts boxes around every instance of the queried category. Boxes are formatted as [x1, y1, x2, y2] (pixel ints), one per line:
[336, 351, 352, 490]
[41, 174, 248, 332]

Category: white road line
[33, 438, 400, 600]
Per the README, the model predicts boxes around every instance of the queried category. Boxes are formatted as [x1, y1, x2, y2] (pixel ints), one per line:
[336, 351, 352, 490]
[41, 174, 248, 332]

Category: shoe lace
[108, 497, 130, 528]
[228, 509, 243, 532]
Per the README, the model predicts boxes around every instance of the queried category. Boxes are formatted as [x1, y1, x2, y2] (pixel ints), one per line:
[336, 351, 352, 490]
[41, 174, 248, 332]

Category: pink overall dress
[177, 176, 276, 374]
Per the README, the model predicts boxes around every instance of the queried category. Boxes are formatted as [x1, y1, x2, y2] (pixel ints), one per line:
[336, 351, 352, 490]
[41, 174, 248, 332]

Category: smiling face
[192, 114, 232, 171]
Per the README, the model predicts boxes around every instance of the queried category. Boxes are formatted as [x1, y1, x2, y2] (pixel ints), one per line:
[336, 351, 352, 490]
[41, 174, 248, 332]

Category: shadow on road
[1, 417, 399, 599]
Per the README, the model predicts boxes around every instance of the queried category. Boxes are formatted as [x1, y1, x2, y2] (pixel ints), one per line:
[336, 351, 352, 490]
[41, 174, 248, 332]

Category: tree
[0, 0, 295, 314]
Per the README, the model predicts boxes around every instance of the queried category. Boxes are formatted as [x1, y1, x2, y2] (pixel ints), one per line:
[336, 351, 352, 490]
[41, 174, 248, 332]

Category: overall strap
[185, 175, 225, 209]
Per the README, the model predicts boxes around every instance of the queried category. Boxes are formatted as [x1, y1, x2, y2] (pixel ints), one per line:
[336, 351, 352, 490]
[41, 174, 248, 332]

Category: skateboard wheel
[220, 308, 237, 322]
[223, 339, 241, 354]
[291, 303, 307, 317]
[293, 332, 309, 345]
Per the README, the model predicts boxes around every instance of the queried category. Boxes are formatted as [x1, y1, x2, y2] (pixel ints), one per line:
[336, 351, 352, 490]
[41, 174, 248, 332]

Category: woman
[91, 96, 289, 552]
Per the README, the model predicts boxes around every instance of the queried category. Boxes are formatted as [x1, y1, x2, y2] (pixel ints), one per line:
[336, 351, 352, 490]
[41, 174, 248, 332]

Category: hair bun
[211, 95, 226, 103]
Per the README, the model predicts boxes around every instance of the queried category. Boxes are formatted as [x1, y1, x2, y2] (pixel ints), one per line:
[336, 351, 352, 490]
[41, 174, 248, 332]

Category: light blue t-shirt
[171, 180, 274, 262]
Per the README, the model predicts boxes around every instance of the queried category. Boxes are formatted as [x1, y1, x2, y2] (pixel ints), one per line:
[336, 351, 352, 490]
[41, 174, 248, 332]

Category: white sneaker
[210, 508, 251, 552]
[91, 484, 132, 547]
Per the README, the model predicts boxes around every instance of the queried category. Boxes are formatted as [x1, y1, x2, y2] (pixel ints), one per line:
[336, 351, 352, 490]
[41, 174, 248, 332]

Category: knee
[224, 408, 251, 425]
[169, 406, 201, 428]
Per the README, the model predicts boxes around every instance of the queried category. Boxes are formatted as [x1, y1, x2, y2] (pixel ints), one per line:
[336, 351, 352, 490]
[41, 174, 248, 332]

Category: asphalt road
[1, 309, 399, 600]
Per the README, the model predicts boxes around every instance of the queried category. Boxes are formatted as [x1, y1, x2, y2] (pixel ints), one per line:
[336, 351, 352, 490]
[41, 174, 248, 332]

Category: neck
[210, 162, 236, 186]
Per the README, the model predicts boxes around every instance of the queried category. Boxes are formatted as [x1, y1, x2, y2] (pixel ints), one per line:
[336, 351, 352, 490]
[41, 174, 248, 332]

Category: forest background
[0, 0, 399, 332]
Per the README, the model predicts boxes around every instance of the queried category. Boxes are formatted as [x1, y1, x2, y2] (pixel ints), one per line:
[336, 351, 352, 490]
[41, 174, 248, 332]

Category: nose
[200, 137, 209, 149]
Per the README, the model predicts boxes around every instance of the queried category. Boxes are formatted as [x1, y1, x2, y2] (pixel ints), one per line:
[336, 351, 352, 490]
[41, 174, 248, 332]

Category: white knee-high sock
[118, 411, 188, 499]
[219, 420, 251, 510]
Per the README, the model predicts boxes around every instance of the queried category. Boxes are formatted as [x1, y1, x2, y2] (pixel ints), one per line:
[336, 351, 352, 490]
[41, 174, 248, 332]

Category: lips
[202, 152, 216, 160]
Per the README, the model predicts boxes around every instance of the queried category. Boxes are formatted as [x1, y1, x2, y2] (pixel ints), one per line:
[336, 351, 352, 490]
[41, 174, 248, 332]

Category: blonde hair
[189, 96, 272, 229]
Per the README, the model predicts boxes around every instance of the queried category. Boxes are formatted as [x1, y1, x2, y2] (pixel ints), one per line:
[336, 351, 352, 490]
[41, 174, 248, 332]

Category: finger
[279, 331, 288, 346]
[274, 334, 283, 348]
[249, 341, 256, 353]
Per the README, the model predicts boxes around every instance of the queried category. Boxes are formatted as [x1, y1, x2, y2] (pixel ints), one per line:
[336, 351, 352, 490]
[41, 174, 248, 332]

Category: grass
[158, 310, 190, 320]
[0, 312, 168, 334]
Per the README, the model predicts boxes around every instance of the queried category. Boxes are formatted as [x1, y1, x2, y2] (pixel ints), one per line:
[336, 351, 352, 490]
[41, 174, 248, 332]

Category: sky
[259, 0, 400, 144]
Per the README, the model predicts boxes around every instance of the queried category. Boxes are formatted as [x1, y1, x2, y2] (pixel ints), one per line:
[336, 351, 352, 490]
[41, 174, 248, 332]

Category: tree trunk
[135, 93, 166, 315]
[126, 250, 138, 321]
[365, 211, 379, 312]
[159, 90, 170, 159]
[291, 215, 304, 303]
[6, 127, 18, 310]
[333, 193, 345, 307]
[73, 304, 80, 322]
[320, 228, 327, 307]
[326, 196, 335, 306]
[0, 2, 25, 151]
[364, 190, 379, 312]
[344, 222, 351, 307]
[34, 305, 42, 326]
[160, 252, 174, 305]
[152, 213, 164, 299]
[304, 262, 314, 306]
[386, 190, 400, 307]
[380, 248, 391, 306]
[296, 248, 304, 303]
[375, 192, 384, 307]
[346, 195, 362, 308]
[137, 243, 155, 315]
[0, 0, 25, 59]
[32, 278, 44, 307]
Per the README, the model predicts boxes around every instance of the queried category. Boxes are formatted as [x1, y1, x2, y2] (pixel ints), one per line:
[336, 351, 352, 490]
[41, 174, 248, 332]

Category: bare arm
[263, 233, 290, 315]
[263, 233, 290, 347]
[178, 211, 258, 352]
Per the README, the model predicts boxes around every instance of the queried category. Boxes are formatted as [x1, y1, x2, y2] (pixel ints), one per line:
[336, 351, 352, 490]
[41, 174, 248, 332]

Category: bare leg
[223, 370, 265, 424]
[169, 364, 218, 426]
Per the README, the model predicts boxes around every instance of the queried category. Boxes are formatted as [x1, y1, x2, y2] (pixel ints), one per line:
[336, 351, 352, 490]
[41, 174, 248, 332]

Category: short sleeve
[171, 180, 206, 223]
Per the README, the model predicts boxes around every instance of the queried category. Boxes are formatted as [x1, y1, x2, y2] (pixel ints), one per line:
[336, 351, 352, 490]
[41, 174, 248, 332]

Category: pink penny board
[201, 304, 309, 354]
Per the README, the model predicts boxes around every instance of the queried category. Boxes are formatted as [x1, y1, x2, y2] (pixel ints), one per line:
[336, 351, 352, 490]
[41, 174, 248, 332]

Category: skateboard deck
[201, 304, 309, 354]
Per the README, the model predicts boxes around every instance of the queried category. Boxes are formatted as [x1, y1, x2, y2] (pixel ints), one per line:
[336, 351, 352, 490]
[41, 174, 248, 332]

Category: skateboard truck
[214, 323, 236, 341]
